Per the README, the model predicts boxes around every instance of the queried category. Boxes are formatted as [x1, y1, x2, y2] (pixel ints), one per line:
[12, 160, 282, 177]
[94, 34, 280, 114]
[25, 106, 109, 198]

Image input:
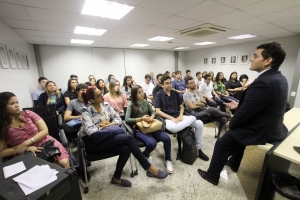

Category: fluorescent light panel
[71, 39, 94, 44]
[148, 36, 174, 42]
[228, 34, 257, 40]
[81, 0, 134, 20]
[74, 26, 107, 36]
[194, 41, 216, 46]
[174, 47, 189, 49]
[130, 44, 149, 47]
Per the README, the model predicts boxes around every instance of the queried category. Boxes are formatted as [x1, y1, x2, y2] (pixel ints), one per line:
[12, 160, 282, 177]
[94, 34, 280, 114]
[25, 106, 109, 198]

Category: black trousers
[206, 131, 246, 182]
[203, 107, 230, 137]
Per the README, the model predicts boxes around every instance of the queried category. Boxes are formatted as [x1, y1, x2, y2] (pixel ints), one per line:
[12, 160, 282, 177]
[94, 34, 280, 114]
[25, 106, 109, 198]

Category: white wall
[178, 51, 186, 72]
[39, 45, 175, 87]
[186, 36, 300, 97]
[0, 19, 39, 108]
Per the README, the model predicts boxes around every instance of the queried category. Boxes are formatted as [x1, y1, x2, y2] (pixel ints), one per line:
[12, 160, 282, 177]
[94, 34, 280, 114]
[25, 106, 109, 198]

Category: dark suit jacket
[228, 68, 288, 145]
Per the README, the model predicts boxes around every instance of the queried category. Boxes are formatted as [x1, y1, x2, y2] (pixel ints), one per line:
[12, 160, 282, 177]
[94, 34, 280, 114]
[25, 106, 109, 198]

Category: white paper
[3, 161, 26, 179]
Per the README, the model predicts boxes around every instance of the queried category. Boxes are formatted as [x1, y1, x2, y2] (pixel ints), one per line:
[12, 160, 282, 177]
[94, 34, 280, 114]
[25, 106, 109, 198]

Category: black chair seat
[86, 151, 117, 162]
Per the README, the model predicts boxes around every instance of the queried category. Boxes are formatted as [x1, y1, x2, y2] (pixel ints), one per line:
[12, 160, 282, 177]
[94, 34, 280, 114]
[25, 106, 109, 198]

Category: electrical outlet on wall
[291, 92, 296, 97]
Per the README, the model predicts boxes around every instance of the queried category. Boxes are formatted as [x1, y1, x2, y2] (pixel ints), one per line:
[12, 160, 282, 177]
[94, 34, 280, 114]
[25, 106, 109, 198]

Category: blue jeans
[220, 96, 238, 103]
[135, 130, 171, 160]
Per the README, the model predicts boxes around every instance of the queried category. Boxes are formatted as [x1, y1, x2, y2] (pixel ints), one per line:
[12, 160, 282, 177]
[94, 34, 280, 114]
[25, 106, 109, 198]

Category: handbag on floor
[136, 119, 163, 134]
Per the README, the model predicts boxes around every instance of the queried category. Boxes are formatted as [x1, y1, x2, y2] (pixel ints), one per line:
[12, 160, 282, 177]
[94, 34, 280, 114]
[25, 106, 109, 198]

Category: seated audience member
[239, 74, 253, 88]
[128, 75, 137, 86]
[155, 76, 209, 161]
[152, 73, 163, 100]
[171, 72, 176, 81]
[79, 88, 168, 186]
[88, 78, 97, 89]
[38, 81, 65, 113]
[120, 76, 132, 100]
[200, 74, 226, 112]
[64, 83, 88, 122]
[164, 71, 170, 77]
[106, 74, 115, 85]
[150, 72, 158, 86]
[103, 79, 128, 114]
[0, 92, 70, 168]
[140, 74, 155, 101]
[62, 74, 78, 94]
[85, 75, 94, 86]
[195, 72, 203, 89]
[31, 77, 48, 102]
[201, 71, 207, 82]
[125, 86, 173, 173]
[226, 72, 245, 98]
[208, 71, 215, 83]
[172, 71, 186, 99]
[184, 70, 191, 81]
[96, 79, 108, 96]
[214, 72, 238, 103]
[64, 78, 78, 105]
[184, 77, 231, 138]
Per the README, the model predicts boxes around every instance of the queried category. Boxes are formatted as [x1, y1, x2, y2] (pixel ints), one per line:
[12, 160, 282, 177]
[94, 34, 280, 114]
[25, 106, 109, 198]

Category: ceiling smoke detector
[178, 23, 228, 37]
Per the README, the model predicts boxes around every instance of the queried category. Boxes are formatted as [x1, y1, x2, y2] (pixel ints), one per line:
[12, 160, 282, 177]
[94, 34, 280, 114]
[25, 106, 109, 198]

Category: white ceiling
[0, 0, 299, 51]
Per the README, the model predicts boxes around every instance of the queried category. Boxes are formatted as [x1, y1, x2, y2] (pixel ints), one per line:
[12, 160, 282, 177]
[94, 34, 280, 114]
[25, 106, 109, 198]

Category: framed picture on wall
[219, 55, 227, 65]
[15, 51, 23, 69]
[210, 57, 217, 65]
[229, 55, 237, 65]
[0, 43, 10, 69]
[20, 52, 27, 69]
[6, 47, 17, 69]
[203, 57, 208, 65]
[240, 54, 250, 64]
[25, 54, 30, 69]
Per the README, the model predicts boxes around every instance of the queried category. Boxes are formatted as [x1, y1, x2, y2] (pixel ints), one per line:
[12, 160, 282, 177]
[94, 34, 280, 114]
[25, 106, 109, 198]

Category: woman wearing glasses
[80, 88, 168, 187]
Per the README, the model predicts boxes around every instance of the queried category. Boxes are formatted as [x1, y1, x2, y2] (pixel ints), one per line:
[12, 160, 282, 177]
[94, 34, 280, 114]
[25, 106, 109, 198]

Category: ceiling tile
[14, 29, 40, 36]
[108, 0, 145, 6]
[27, 41, 45, 44]
[285, 25, 300, 32]
[70, 34, 99, 40]
[155, 16, 199, 30]
[215, 0, 263, 9]
[94, 36, 123, 43]
[273, 16, 300, 27]
[255, 28, 292, 36]
[139, 0, 203, 15]
[76, 15, 119, 29]
[240, 0, 300, 16]
[241, 23, 279, 34]
[260, 6, 300, 22]
[21, 0, 85, 13]
[0, 0, 23, 4]
[34, 22, 75, 32]
[39, 31, 72, 38]
[226, 17, 269, 30]
[127, 33, 157, 40]
[122, 7, 171, 25]
[177, 1, 234, 21]
[43, 37, 70, 43]
[0, 2, 30, 20]
[138, 26, 176, 35]
[263, 32, 297, 39]
[103, 29, 136, 38]
[26, 7, 78, 24]
[22, 36, 43, 41]
[1, 18, 36, 29]
[111, 21, 149, 32]
[44, 42, 70, 46]
[204, 10, 254, 26]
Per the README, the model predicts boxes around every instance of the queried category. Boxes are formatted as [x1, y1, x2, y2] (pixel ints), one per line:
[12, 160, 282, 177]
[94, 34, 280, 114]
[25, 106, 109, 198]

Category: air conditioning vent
[178, 23, 228, 38]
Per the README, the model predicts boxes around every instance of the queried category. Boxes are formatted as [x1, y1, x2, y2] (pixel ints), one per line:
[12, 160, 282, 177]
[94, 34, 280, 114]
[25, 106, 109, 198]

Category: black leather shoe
[198, 149, 209, 161]
[197, 169, 218, 185]
[225, 160, 237, 172]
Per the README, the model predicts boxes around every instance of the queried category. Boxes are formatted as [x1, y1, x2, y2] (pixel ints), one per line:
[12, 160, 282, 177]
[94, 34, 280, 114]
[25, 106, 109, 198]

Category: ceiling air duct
[179, 23, 227, 37]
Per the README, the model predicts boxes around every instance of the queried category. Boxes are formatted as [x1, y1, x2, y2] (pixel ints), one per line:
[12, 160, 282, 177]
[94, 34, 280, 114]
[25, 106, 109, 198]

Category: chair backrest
[33, 100, 38, 107]
[43, 116, 61, 142]
[23, 105, 57, 118]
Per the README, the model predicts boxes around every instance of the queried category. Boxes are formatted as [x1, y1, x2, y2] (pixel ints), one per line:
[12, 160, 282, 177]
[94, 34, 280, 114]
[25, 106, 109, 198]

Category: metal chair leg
[81, 147, 89, 194]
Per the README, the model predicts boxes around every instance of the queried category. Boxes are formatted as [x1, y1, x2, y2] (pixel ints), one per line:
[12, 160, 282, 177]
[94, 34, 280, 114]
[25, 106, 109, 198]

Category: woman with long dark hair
[96, 79, 108, 96]
[0, 92, 69, 167]
[80, 88, 168, 187]
[214, 72, 238, 103]
[120, 76, 132, 100]
[125, 86, 173, 173]
[64, 78, 78, 105]
[225, 72, 244, 98]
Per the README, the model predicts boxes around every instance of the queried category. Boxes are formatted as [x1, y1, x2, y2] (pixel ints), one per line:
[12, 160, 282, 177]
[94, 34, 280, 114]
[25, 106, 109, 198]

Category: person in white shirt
[140, 74, 154, 100]
[195, 72, 203, 89]
[199, 74, 226, 112]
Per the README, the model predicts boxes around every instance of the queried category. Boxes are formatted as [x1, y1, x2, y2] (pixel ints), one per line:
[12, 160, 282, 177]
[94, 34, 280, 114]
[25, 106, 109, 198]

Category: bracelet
[30, 137, 35, 144]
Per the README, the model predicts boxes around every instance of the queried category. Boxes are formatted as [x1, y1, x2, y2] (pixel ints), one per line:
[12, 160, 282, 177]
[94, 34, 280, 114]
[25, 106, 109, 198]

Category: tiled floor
[76, 123, 248, 200]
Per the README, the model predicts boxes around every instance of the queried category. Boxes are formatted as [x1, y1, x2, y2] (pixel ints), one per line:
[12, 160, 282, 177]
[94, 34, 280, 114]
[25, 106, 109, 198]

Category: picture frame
[210, 57, 217, 65]
[240, 54, 250, 64]
[15, 51, 23, 69]
[203, 57, 208, 65]
[219, 56, 227, 65]
[20, 52, 27, 69]
[229, 55, 238, 65]
[25, 54, 30, 69]
[6, 47, 17, 69]
[0, 43, 10, 69]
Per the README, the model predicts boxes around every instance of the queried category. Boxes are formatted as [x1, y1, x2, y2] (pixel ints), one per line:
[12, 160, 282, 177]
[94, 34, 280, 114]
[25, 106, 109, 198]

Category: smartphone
[293, 146, 300, 154]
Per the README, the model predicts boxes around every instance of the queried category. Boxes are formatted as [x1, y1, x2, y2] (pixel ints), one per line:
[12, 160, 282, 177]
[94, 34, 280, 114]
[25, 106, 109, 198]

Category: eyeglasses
[95, 94, 103, 99]
[164, 82, 171, 85]
[115, 84, 120, 86]
[207, 79, 211, 80]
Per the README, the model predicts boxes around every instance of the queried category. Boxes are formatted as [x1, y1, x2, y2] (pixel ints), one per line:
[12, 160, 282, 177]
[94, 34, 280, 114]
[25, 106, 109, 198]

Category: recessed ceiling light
[174, 47, 189, 50]
[228, 34, 257, 40]
[74, 26, 107, 36]
[194, 41, 216, 45]
[71, 39, 94, 44]
[148, 36, 174, 42]
[130, 44, 149, 47]
[81, 0, 134, 20]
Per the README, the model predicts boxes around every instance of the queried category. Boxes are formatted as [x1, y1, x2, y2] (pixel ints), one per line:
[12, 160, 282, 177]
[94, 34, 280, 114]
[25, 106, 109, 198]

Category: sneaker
[165, 160, 173, 174]
[198, 149, 209, 161]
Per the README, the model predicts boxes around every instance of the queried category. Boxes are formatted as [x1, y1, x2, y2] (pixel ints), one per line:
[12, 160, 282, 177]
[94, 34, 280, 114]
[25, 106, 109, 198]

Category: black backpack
[178, 127, 198, 165]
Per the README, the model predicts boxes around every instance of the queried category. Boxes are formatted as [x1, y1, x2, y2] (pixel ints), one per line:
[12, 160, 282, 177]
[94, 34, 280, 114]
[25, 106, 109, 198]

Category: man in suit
[198, 42, 288, 185]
